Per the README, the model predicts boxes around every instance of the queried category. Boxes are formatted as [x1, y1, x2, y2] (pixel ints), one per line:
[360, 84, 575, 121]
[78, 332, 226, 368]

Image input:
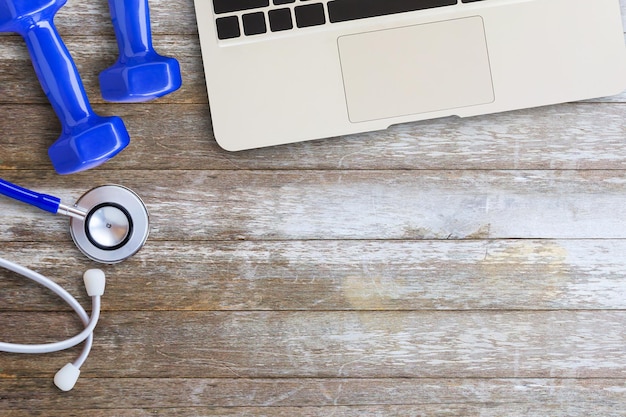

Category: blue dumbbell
[100, 0, 182, 102]
[0, 0, 130, 175]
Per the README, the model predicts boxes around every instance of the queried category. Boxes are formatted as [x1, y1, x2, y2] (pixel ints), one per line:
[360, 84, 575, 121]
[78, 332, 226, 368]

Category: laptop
[193, 0, 626, 151]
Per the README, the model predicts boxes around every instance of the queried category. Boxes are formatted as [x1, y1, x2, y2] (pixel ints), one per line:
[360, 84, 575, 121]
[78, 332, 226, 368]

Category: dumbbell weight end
[48, 115, 130, 175]
[99, 52, 181, 103]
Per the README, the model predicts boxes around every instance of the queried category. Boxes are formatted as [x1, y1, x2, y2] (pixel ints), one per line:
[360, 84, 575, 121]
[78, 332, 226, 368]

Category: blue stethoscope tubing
[0, 177, 65, 215]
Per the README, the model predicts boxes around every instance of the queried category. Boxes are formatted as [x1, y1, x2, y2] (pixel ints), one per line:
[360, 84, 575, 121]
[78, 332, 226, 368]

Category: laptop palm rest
[338, 16, 495, 123]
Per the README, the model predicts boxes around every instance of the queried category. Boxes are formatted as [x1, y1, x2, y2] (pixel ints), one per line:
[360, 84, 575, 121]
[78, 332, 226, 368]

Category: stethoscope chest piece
[70, 185, 149, 264]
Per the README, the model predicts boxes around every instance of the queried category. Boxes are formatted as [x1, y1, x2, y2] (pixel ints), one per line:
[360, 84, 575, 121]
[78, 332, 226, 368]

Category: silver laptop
[193, 0, 626, 151]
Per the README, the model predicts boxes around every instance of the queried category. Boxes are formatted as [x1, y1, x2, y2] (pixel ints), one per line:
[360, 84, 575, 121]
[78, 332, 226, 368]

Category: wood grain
[1, 0, 626, 415]
[2, 311, 626, 378]
[3, 238, 626, 312]
[1, 103, 625, 171]
[1, 378, 626, 416]
[1, 169, 626, 243]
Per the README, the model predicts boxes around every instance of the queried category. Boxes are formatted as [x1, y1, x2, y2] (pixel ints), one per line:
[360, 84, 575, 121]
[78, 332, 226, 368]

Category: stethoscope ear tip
[83, 269, 106, 296]
[54, 363, 81, 391]
[70, 185, 149, 264]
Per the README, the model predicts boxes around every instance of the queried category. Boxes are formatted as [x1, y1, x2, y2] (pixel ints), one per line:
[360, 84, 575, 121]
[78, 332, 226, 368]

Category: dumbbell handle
[108, 0, 155, 58]
[23, 20, 94, 128]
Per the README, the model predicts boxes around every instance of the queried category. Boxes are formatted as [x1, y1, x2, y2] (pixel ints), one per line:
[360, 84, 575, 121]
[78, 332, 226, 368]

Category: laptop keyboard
[213, 0, 487, 40]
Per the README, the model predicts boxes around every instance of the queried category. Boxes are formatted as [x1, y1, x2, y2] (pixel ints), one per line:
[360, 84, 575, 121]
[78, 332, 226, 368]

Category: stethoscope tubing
[0, 177, 86, 220]
[0, 178, 62, 215]
[0, 256, 97, 365]
[0, 257, 108, 391]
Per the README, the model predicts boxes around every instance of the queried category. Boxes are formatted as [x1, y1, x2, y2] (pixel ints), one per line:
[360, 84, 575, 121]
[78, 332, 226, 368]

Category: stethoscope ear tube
[0, 257, 106, 391]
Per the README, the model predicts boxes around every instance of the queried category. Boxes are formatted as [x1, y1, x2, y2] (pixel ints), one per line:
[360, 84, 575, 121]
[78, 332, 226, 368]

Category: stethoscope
[0, 178, 150, 390]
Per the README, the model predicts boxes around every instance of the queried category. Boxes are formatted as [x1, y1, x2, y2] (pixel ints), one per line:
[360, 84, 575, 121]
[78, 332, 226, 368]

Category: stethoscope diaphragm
[70, 185, 149, 264]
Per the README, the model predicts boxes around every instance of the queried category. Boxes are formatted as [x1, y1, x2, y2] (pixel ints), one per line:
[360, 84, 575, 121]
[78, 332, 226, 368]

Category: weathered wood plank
[1, 103, 625, 171]
[2, 311, 626, 378]
[2, 239, 626, 312]
[55, 0, 197, 36]
[1, 170, 626, 242]
[1, 378, 626, 416]
[5, 406, 626, 417]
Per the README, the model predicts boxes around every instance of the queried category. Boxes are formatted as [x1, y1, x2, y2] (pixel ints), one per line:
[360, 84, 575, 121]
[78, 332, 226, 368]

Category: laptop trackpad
[338, 17, 494, 123]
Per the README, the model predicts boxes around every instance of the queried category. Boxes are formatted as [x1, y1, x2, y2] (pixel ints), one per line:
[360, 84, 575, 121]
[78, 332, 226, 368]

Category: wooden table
[1, 1, 626, 415]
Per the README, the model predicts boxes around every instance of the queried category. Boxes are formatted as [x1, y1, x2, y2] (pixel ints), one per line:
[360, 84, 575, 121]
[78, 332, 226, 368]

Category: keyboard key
[273, 0, 295, 4]
[213, 0, 269, 14]
[243, 12, 267, 35]
[328, 0, 457, 23]
[269, 8, 293, 32]
[216, 16, 241, 39]
[294, 3, 325, 28]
